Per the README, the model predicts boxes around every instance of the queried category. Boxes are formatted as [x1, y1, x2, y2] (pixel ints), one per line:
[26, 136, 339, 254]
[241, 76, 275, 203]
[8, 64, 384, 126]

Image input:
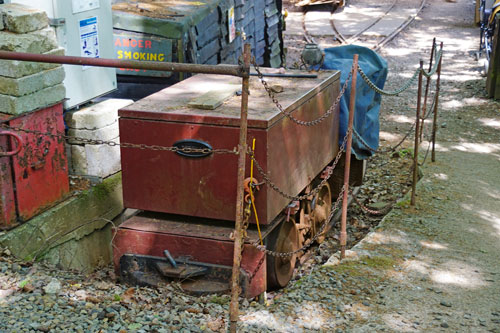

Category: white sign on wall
[72, 0, 100, 14]
[79, 16, 100, 69]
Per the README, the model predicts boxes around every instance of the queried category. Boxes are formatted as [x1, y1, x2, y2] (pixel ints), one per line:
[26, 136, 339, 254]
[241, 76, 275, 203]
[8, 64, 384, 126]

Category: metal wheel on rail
[266, 218, 299, 289]
[310, 182, 332, 244]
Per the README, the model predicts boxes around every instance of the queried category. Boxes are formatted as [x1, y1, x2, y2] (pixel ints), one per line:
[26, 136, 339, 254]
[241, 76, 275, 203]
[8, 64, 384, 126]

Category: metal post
[411, 60, 424, 206]
[340, 54, 358, 260]
[420, 38, 436, 142]
[0, 51, 244, 77]
[229, 43, 251, 333]
[432, 43, 443, 162]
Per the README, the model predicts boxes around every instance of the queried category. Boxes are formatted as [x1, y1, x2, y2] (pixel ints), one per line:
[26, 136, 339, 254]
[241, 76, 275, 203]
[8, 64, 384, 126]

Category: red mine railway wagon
[113, 69, 341, 297]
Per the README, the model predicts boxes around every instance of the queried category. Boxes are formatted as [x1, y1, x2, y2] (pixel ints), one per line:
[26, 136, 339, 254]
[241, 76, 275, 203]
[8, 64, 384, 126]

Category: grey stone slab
[0, 84, 65, 115]
[65, 99, 133, 130]
[71, 138, 121, 178]
[68, 121, 119, 145]
[0, 67, 65, 97]
[0, 3, 48, 33]
[0, 15, 4, 30]
[0, 26, 57, 53]
[0, 47, 64, 78]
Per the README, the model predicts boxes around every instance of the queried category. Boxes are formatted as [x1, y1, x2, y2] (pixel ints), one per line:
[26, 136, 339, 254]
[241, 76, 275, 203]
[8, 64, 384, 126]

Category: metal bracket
[49, 18, 66, 27]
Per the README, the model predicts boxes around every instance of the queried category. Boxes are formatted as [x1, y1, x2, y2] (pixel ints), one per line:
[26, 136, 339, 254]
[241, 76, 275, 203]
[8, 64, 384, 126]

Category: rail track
[294, 0, 427, 51]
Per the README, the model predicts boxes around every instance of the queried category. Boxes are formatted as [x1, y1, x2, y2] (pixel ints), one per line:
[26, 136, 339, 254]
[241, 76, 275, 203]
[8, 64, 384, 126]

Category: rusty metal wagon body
[112, 68, 344, 297]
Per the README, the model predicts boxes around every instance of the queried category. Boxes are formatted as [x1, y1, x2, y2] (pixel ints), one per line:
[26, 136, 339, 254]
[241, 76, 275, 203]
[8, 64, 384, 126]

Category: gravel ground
[1, 0, 500, 332]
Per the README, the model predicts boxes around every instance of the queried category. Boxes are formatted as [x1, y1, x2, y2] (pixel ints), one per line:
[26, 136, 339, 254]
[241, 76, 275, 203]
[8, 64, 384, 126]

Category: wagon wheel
[266, 218, 299, 290]
[310, 182, 332, 244]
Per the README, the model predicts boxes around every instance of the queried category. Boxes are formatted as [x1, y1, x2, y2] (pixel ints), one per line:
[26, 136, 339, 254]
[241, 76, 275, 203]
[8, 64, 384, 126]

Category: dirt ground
[239, 0, 500, 331]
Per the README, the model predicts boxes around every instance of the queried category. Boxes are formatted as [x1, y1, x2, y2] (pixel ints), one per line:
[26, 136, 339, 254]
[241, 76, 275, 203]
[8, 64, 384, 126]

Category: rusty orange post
[432, 42, 443, 162]
[229, 43, 251, 333]
[411, 60, 424, 206]
[420, 38, 436, 142]
[340, 54, 358, 260]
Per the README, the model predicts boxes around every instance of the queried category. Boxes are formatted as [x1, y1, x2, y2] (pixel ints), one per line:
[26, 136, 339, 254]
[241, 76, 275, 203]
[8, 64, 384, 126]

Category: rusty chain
[250, 186, 345, 258]
[0, 124, 238, 155]
[352, 124, 415, 155]
[248, 129, 349, 201]
[351, 190, 394, 216]
[252, 57, 354, 127]
[248, 252, 266, 284]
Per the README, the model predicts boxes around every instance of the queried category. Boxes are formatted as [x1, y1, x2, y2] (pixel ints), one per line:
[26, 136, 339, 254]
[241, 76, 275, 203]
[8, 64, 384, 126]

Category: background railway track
[284, 0, 427, 66]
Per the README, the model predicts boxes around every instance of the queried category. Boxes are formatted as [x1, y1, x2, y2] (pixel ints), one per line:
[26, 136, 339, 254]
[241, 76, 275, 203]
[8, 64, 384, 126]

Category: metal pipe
[229, 43, 251, 333]
[411, 60, 424, 206]
[0, 51, 245, 77]
[340, 54, 358, 260]
[432, 43, 443, 162]
[249, 72, 318, 78]
[420, 38, 436, 142]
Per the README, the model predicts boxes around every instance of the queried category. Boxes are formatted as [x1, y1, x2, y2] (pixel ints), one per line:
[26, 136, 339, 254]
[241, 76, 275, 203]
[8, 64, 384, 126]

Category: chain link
[358, 66, 420, 96]
[248, 253, 266, 284]
[251, 186, 345, 258]
[353, 122, 416, 155]
[359, 49, 442, 96]
[248, 129, 349, 201]
[1, 124, 238, 155]
[351, 191, 393, 216]
[252, 58, 354, 127]
[422, 49, 442, 78]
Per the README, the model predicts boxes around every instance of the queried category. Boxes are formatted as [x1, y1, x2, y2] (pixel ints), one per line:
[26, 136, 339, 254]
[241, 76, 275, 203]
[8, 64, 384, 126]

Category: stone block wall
[0, 3, 66, 115]
[64, 99, 133, 179]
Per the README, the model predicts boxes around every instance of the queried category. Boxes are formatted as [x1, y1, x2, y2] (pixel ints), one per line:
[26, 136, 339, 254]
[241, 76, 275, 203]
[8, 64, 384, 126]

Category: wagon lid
[118, 68, 340, 129]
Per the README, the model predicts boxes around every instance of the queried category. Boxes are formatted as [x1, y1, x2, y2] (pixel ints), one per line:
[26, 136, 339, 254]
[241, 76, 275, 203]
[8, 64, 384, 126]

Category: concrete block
[44, 224, 113, 273]
[71, 145, 88, 175]
[0, 173, 123, 264]
[71, 138, 121, 178]
[0, 26, 58, 53]
[0, 14, 4, 31]
[0, 66, 65, 97]
[0, 3, 48, 33]
[0, 47, 64, 78]
[68, 121, 119, 144]
[0, 83, 65, 115]
[65, 99, 134, 130]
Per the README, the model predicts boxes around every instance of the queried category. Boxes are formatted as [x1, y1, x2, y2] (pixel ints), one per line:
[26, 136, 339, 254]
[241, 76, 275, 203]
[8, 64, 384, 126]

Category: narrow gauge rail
[298, 0, 427, 50]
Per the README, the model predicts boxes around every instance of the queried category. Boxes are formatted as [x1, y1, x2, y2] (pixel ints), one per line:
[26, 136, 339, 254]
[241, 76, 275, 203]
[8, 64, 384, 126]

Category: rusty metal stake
[420, 38, 436, 142]
[229, 43, 251, 333]
[432, 42, 443, 162]
[0, 50, 244, 77]
[411, 60, 424, 206]
[340, 54, 358, 260]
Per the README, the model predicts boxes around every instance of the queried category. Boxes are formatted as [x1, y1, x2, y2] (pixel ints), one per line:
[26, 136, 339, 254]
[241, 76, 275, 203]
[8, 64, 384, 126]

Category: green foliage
[18, 279, 30, 288]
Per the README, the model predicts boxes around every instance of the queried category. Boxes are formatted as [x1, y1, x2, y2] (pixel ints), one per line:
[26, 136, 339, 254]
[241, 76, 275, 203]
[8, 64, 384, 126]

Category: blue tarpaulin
[321, 45, 388, 160]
